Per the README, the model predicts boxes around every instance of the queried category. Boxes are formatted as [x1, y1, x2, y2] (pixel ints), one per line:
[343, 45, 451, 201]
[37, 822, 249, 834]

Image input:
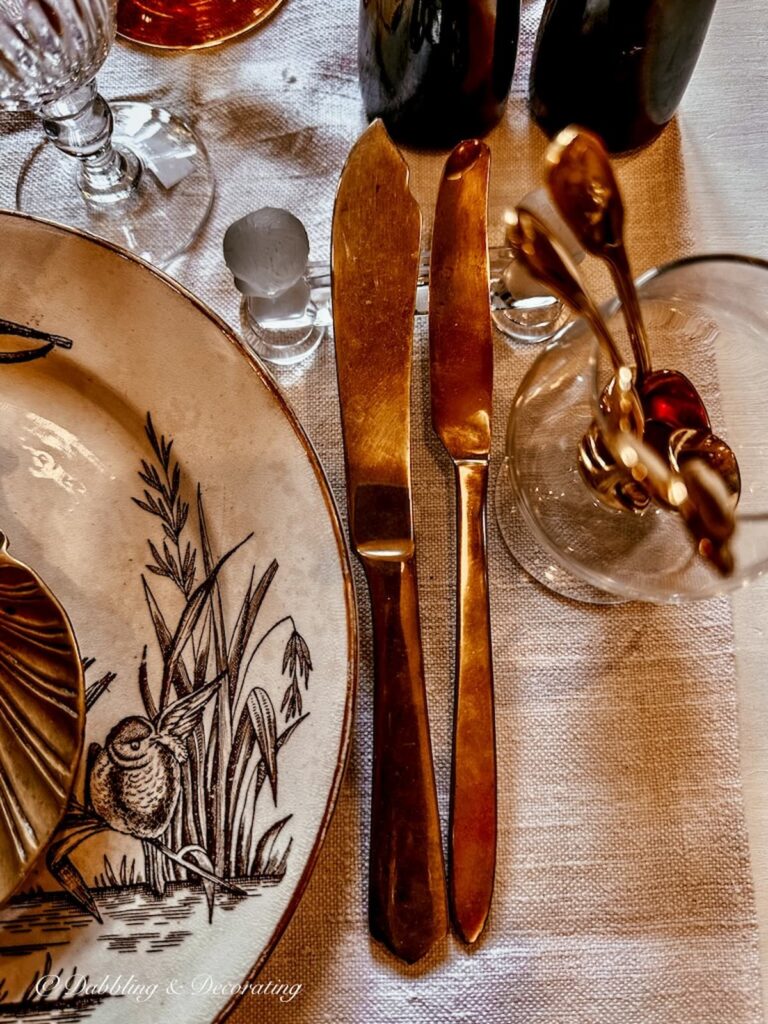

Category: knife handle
[363, 556, 448, 963]
[449, 459, 497, 943]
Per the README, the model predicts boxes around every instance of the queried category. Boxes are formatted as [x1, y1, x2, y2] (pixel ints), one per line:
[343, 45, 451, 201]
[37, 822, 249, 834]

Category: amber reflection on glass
[117, 0, 286, 49]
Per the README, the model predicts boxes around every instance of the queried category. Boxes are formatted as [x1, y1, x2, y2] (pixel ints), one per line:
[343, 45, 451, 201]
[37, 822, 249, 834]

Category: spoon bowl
[669, 428, 742, 500]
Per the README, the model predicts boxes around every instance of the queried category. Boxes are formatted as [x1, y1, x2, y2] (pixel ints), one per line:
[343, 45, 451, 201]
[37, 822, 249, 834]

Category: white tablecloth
[2, 0, 768, 1021]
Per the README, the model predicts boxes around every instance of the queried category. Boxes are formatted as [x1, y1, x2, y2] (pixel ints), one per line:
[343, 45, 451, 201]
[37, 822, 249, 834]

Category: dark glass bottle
[359, 0, 520, 149]
[529, 0, 717, 153]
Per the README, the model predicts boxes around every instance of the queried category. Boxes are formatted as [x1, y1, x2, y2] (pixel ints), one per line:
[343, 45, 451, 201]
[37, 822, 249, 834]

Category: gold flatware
[546, 126, 710, 428]
[0, 532, 84, 908]
[507, 206, 736, 571]
[544, 125, 716, 434]
[506, 206, 649, 511]
[604, 425, 736, 575]
[545, 125, 653, 381]
[331, 120, 448, 964]
[667, 427, 741, 500]
[506, 206, 626, 375]
[544, 127, 741, 504]
[641, 379, 741, 503]
[429, 139, 496, 945]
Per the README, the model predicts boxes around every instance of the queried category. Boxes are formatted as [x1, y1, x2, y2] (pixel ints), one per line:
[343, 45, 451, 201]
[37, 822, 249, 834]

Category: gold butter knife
[331, 120, 448, 964]
[429, 139, 496, 944]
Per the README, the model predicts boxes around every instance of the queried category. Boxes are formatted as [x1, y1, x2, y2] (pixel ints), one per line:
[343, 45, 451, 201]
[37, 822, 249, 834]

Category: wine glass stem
[39, 79, 141, 205]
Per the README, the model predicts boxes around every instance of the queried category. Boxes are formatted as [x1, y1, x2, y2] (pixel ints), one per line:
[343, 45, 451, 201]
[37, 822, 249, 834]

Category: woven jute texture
[0, 0, 764, 1020]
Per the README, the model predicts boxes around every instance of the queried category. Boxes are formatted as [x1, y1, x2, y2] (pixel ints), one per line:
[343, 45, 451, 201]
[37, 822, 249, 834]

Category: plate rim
[0, 208, 358, 1022]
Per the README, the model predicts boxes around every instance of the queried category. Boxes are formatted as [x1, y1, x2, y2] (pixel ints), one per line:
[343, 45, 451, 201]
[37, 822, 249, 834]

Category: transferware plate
[0, 212, 356, 1022]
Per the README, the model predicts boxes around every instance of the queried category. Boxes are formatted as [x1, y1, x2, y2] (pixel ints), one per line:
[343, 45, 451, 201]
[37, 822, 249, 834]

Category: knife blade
[331, 119, 448, 964]
[429, 138, 496, 944]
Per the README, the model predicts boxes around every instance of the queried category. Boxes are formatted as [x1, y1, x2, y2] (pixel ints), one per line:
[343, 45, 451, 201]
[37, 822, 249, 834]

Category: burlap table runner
[0, 0, 764, 1020]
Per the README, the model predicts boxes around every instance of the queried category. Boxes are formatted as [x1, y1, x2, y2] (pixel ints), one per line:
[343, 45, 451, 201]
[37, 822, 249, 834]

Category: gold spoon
[506, 206, 737, 571]
[544, 127, 741, 505]
[605, 429, 736, 576]
[545, 125, 653, 381]
[505, 206, 626, 375]
[505, 206, 648, 511]
[668, 428, 742, 499]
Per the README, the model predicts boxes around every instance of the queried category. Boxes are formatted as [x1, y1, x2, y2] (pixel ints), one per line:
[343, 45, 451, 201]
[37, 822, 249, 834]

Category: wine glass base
[494, 459, 627, 605]
[16, 102, 214, 269]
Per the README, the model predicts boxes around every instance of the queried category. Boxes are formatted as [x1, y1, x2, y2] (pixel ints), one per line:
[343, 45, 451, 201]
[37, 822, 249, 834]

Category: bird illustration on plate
[87, 678, 220, 891]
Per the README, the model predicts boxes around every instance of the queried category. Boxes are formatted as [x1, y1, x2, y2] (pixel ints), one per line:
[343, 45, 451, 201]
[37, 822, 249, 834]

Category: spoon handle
[543, 126, 653, 378]
[508, 207, 624, 372]
[607, 246, 651, 380]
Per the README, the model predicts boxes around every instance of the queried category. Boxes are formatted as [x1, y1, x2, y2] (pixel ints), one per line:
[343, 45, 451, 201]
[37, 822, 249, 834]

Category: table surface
[2, 0, 768, 1021]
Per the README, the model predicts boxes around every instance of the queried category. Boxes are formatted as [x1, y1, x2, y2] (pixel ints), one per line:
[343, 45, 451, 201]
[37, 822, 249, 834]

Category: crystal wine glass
[0, 0, 214, 267]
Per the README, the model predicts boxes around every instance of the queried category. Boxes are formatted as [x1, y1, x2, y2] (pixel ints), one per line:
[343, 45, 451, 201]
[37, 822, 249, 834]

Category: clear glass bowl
[498, 254, 768, 603]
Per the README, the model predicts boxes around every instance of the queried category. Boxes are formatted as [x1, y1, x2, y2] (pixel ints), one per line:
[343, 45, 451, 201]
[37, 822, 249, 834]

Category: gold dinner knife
[331, 120, 448, 963]
[429, 139, 496, 944]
